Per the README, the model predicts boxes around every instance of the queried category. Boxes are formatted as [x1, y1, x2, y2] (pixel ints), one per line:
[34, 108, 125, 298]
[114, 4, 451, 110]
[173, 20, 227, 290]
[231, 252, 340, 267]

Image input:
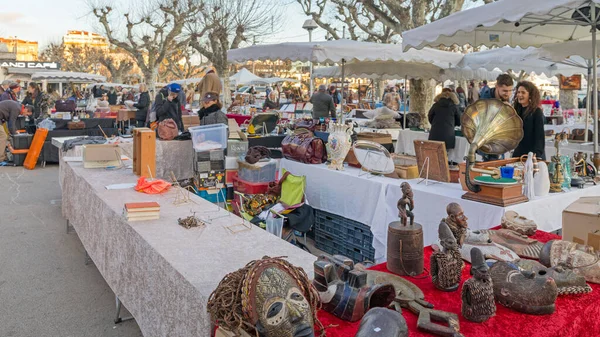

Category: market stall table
[318, 229, 600, 337]
[52, 137, 195, 186]
[280, 158, 600, 262]
[395, 129, 469, 163]
[60, 161, 316, 337]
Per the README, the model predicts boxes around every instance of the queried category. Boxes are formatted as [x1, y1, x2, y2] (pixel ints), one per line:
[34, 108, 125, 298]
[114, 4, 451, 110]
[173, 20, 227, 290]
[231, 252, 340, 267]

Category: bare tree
[96, 53, 135, 84]
[296, 0, 490, 128]
[90, 0, 202, 91]
[40, 42, 97, 73]
[159, 47, 204, 82]
[188, 0, 282, 105]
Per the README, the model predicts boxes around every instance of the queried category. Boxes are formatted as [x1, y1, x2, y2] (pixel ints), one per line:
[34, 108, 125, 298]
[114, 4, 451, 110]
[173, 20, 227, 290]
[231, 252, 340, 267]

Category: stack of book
[124, 202, 160, 222]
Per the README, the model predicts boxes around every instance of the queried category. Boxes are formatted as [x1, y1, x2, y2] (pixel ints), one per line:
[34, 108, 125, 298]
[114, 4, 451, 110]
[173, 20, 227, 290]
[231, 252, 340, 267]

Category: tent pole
[340, 58, 346, 122]
[403, 75, 408, 129]
[586, 64, 592, 141]
[593, 4, 599, 157]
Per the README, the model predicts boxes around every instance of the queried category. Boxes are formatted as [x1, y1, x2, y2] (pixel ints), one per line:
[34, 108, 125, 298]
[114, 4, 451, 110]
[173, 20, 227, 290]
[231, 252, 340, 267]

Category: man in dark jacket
[134, 83, 150, 127]
[428, 89, 461, 151]
[155, 83, 184, 131]
[0, 101, 24, 162]
[310, 84, 336, 119]
[479, 74, 514, 102]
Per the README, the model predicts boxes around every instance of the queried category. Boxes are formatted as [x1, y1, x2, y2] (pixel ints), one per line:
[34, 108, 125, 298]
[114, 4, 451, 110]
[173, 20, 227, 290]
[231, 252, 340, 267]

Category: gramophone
[461, 99, 527, 206]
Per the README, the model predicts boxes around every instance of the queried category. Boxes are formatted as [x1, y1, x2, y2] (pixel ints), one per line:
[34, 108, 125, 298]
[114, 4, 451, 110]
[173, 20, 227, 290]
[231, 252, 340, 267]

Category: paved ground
[0, 165, 143, 337]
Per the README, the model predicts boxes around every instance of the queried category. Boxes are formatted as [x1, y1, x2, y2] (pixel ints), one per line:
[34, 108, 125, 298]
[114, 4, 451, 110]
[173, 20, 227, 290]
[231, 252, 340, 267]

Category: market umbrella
[402, 0, 600, 154]
[228, 39, 463, 119]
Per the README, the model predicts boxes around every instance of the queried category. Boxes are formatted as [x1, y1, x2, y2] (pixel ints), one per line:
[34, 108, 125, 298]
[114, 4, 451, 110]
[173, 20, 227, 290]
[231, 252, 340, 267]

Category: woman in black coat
[512, 81, 545, 160]
[133, 84, 150, 127]
[428, 89, 461, 150]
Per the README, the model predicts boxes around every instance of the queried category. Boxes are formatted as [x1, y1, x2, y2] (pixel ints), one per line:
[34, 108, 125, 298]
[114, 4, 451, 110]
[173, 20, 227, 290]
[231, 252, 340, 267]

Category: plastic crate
[196, 149, 225, 161]
[189, 124, 228, 151]
[237, 158, 277, 183]
[314, 210, 374, 250]
[232, 176, 269, 195]
[315, 231, 375, 263]
[196, 188, 227, 203]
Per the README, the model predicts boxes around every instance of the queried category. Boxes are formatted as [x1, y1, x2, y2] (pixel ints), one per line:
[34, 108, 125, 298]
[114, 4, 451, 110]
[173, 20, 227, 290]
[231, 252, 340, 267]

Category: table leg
[114, 295, 134, 324]
[66, 219, 75, 234]
[84, 250, 93, 266]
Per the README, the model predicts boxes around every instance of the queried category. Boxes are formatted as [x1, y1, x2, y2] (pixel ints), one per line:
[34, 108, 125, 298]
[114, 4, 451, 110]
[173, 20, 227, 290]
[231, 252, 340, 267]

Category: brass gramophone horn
[461, 99, 524, 192]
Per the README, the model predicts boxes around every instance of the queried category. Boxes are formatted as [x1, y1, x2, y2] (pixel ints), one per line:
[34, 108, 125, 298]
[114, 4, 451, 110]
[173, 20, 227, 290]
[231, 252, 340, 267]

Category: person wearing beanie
[0, 82, 20, 102]
[155, 83, 184, 131]
[310, 84, 336, 119]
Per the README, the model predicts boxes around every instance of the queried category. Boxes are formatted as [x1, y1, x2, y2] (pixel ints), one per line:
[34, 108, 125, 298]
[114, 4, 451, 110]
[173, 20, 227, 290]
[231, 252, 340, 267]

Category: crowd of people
[428, 74, 546, 162]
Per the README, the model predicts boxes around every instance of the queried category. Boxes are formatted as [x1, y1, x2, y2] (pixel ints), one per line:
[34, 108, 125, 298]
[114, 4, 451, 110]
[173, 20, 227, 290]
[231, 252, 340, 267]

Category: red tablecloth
[226, 114, 252, 126]
[317, 230, 600, 337]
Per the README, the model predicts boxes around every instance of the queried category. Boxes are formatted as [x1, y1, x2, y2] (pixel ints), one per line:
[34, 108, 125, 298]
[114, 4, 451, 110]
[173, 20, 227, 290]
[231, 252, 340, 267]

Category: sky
[0, 0, 322, 49]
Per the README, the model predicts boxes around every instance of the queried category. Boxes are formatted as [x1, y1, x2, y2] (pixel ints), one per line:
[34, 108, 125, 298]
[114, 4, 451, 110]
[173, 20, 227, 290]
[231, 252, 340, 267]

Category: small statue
[397, 182, 414, 226]
[489, 261, 558, 315]
[314, 254, 396, 322]
[355, 308, 408, 337]
[461, 248, 496, 322]
[442, 203, 469, 247]
[431, 222, 464, 292]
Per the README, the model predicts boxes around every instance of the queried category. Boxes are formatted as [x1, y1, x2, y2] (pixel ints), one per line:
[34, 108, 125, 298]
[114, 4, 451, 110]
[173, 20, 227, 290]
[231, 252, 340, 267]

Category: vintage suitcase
[67, 121, 85, 130]
[281, 128, 327, 164]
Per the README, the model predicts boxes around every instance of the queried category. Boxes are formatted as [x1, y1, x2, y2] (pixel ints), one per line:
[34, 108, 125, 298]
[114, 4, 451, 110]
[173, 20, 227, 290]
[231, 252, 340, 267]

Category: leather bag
[55, 100, 77, 113]
[295, 118, 319, 131]
[157, 118, 179, 140]
[570, 128, 593, 142]
[281, 128, 327, 164]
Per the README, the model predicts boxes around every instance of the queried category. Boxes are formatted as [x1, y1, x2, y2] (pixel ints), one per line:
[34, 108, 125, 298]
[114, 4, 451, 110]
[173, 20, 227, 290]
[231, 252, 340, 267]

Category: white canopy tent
[31, 71, 106, 97]
[229, 68, 263, 85]
[228, 39, 463, 117]
[247, 77, 300, 85]
[85, 82, 135, 90]
[402, 0, 600, 153]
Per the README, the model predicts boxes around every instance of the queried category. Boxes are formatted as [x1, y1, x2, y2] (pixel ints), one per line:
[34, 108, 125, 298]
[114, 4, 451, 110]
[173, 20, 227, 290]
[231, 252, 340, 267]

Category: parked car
[232, 85, 267, 99]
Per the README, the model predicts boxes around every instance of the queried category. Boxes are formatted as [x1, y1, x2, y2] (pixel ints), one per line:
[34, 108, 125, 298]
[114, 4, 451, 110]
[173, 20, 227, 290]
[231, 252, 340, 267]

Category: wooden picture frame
[413, 140, 450, 183]
[559, 75, 582, 90]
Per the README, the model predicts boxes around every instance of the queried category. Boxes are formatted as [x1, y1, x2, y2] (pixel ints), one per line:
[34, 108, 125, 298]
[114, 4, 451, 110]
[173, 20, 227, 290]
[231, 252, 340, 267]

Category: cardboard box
[562, 197, 600, 250]
[83, 144, 121, 169]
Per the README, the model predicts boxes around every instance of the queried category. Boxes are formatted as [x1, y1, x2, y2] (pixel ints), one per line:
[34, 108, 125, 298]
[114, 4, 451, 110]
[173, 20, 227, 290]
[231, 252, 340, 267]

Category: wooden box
[133, 128, 156, 178]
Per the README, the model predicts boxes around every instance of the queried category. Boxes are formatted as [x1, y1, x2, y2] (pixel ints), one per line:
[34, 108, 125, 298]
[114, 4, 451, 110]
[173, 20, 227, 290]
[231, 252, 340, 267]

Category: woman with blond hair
[134, 83, 150, 127]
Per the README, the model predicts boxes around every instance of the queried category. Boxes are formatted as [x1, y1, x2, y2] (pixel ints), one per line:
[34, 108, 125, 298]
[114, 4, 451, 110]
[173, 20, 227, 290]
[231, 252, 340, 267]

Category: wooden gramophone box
[459, 158, 528, 207]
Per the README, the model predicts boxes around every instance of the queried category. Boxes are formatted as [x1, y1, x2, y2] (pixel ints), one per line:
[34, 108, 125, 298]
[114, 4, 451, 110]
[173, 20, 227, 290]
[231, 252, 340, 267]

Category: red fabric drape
[317, 230, 600, 337]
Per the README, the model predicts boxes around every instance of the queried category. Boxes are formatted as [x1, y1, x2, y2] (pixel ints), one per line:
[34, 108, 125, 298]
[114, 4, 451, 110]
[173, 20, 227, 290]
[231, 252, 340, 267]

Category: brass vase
[593, 153, 600, 172]
[550, 157, 564, 193]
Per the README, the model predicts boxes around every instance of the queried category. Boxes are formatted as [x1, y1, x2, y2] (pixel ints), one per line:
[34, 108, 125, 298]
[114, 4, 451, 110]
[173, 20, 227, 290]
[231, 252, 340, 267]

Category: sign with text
[0, 60, 61, 70]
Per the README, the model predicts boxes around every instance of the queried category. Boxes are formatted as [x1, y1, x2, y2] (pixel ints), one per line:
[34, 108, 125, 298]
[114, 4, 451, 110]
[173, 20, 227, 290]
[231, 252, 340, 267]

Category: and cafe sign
[0, 60, 61, 70]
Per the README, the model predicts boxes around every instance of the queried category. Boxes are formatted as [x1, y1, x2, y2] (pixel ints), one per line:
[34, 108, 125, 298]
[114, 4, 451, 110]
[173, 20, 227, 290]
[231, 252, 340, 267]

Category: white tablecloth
[280, 159, 600, 263]
[395, 129, 469, 164]
[544, 122, 592, 133]
[544, 139, 595, 159]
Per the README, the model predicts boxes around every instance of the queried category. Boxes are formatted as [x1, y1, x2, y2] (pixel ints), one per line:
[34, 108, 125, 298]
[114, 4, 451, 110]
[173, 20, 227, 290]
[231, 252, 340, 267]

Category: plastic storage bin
[189, 124, 228, 152]
[314, 209, 375, 263]
[227, 139, 249, 157]
[237, 158, 277, 183]
[232, 177, 270, 195]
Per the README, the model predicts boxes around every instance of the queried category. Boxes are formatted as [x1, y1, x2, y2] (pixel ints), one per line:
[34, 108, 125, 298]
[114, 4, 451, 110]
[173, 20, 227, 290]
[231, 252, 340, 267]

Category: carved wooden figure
[461, 248, 496, 322]
[431, 222, 464, 292]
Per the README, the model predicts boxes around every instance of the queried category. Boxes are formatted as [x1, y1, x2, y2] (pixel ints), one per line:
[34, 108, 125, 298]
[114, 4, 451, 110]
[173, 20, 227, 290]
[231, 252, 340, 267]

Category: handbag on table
[281, 128, 327, 164]
[157, 118, 179, 140]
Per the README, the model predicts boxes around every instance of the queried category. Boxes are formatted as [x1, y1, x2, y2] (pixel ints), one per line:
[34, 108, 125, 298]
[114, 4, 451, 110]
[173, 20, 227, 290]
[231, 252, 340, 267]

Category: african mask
[313, 254, 396, 322]
[540, 239, 600, 284]
[480, 229, 543, 260]
[489, 261, 558, 315]
[515, 259, 592, 295]
[208, 257, 323, 337]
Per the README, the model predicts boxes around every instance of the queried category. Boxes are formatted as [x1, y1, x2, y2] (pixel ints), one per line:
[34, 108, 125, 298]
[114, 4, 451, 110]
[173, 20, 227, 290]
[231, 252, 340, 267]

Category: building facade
[0, 38, 39, 61]
[63, 30, 109, 50]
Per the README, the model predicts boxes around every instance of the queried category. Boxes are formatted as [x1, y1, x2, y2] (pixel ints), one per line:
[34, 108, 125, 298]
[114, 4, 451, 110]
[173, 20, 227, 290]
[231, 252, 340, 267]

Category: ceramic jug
[534, 161, 550, 197]
[326, 122, 353, 170]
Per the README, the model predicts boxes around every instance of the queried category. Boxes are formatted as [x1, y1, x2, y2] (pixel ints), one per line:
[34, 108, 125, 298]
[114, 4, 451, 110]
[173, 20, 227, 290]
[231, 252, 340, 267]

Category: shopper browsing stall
[263, 91, 279, 110]
[198, 92, 227, 126]
[310, 84, 336, 119]
[155, 83, 184, 131]
[512, 81, 545, 160]
[197, 68, 222, 98]
[134, 84, 150, 127]
[0, 101, 25, 163]
[0, 83, 21, 102]
[21, 82, 49, 120]
[428, 88, 461, 152]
